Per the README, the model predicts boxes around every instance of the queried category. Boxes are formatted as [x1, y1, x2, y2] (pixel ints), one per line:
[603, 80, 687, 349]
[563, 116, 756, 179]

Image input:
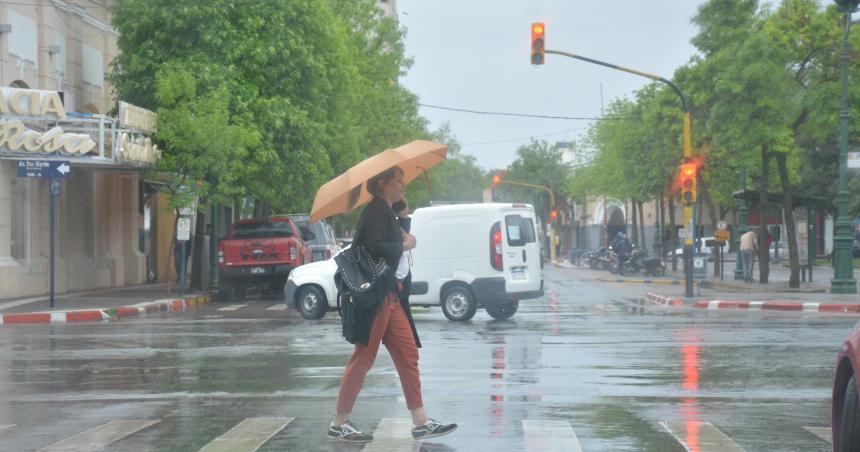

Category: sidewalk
[0, 284, 210, 325]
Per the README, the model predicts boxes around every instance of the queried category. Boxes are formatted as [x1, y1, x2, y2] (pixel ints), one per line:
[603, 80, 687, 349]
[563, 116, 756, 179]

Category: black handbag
[334, 245, 391, 343]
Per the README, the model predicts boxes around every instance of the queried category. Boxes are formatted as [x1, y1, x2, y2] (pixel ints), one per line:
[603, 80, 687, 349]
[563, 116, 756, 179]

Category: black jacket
[351, 197, 421, 348]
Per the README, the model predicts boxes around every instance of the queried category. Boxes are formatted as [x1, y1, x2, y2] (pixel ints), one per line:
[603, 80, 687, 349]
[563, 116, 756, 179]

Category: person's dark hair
[367, 166, 404, 198]
[392, 200, 406, 212]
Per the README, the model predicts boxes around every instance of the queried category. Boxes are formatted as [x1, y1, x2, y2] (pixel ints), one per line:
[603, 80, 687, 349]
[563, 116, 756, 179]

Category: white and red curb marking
[0, 295, 209, 325]
[644, 292, 860, 314]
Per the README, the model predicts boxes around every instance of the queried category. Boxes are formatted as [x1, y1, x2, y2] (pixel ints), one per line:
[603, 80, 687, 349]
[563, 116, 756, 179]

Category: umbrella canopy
[310, 140, 448, 222]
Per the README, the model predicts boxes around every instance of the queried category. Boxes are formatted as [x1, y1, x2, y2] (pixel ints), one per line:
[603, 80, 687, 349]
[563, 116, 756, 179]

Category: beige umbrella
[310, 140, 447, 222]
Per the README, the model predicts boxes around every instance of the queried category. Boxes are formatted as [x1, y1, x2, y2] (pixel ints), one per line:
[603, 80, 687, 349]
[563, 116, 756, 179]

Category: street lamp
[832, 0, 858, 293]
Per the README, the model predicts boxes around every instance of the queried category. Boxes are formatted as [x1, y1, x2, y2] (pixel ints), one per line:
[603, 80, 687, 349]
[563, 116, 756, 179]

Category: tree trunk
[776, 153, 800, 288]
[758, 148, 771, 284]
[190, 209, 206, 291]
[166, 209, 179, 295]
[638, 199, 645, 251]
[669, 197, 678, 271]
[660, 196, 667, 256]
[631, 199, 639, 245]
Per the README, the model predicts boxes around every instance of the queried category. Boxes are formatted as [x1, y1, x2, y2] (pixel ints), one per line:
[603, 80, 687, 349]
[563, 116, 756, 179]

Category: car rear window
[506, 214, 536, 247]
[230, 221, 294, 239]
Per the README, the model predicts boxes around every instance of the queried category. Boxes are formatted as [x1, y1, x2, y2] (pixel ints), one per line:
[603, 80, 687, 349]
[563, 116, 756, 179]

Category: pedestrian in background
[740, 228, 758, 282]
[329, 166, 457, 444]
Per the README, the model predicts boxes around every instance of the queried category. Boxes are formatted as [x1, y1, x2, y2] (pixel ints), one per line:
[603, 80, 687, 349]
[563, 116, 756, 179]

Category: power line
[418, 103, 637, 121]
[460, 128, 582, 146]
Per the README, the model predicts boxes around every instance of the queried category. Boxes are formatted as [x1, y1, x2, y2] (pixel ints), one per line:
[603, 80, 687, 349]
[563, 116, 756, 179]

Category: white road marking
[217, 304, 247, 312]
[523, 419, 583, 452]
[0, 424, 15, 432]
[660, 421, 745, 451]
[803, 426, 832, 444]
[265, 304, 288, 311]
[362, 418, 418, 452]
[708, 301, 720, 309]
[39, 419, 159, 452]
[748, 301, 763, 310]
[198, 417, 294, 452]
[802, 302, 820, 312]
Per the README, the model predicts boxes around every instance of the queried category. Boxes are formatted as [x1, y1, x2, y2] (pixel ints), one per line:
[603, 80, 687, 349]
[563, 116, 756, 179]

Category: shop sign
[117, 132, 160, 165]
[118, 101, 156, 134]
[0, 87, 66, 118]
[0, 87, 97, 156]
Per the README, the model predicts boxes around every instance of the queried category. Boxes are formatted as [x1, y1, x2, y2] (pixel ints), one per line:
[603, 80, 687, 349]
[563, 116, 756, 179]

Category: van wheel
[486, 301, 518, 320]
[839, 375, 860, 451]
[297, 286, 327, 320]
[441, 286, 477, 321]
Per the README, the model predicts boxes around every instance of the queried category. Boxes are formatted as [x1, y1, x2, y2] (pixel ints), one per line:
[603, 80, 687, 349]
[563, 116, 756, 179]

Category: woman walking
[328, 166, 457, 443]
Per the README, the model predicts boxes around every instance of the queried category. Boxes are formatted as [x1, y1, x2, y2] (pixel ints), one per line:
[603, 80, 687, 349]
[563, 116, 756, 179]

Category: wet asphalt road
[0, 265, 855, 452]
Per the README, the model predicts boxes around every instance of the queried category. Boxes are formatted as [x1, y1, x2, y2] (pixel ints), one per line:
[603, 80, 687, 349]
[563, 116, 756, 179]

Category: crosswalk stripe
[660, 421, 744, 452]
[265, 304, 288, 311]
[198, 417, 293, 452]
[523, 419, 582, 452]
[0, 424, 15, 432]
[39, 420, 159, 452]
[803, 426, 832, 444]
[362, 418, 417, 452]
[217, 304, 247, 312]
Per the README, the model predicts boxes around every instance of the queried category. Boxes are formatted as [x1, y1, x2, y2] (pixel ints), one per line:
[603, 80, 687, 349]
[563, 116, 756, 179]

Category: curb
[0, 295, 210, 325]
[644, 293, 685, 307]
[692, 299, 860, 313]
[699, 280, 827, 294]
[599, 277, 689, 286]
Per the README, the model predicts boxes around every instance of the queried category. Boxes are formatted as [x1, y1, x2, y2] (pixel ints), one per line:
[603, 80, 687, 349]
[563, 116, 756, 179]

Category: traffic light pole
[495, 179, 557, 262]
[544, 49, 695, 296]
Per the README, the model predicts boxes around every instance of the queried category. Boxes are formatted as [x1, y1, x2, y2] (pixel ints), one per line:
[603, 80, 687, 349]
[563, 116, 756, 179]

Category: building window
[82, 45, 104, 87]
[7, 10, 38, 69]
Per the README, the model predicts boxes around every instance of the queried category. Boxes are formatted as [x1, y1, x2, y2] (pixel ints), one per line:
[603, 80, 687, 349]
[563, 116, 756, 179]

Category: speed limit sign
[177, 217, 191, 241]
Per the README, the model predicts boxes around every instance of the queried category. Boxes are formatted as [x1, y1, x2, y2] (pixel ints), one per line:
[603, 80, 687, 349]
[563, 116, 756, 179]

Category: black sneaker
[412, 418, 457, 440]
[328, 421, 373, 443]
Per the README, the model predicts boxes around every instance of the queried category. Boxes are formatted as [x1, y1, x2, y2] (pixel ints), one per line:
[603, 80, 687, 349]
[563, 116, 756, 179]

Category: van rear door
[500, 207, 542, 295]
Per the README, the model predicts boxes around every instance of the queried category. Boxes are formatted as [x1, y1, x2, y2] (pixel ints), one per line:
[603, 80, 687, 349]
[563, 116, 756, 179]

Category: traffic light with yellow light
[492, 174, 502, 189]
[531, 22, 545, 65]
[679, 162, 697, 205]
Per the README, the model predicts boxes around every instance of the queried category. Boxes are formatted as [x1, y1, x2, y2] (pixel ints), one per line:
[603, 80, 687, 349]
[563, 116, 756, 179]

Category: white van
[284, 203, 545, 321]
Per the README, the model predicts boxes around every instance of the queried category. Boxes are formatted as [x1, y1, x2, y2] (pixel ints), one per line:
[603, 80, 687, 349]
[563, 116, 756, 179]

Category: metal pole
[544, 49, 695, 296]
[179, 241, 186, 296]
[209, 204, 219, 292]
[832, 7, 858, 293]
[49, 179, 57, 309]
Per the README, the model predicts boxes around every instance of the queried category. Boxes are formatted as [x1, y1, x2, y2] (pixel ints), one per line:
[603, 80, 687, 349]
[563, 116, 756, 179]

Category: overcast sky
[397, 0, 710, 170]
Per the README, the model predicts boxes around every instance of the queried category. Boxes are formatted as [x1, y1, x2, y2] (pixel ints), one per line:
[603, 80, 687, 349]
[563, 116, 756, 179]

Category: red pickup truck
[217, 217, 314, 302]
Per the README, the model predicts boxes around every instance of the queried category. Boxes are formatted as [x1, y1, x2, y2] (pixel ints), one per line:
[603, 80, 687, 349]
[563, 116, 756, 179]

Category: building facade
[0, 1, 157, 299]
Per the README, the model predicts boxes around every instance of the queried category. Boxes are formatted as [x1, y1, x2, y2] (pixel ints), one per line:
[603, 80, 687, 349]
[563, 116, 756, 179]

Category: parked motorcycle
[587, 248, 608, 270]
[621, 247, 666, 277]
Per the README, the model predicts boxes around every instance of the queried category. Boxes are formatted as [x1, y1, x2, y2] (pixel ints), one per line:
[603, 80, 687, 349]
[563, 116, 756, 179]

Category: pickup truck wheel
[297, 286, 327, 320]
[486, 301, 518, 320]
[441, 286, 477, 322]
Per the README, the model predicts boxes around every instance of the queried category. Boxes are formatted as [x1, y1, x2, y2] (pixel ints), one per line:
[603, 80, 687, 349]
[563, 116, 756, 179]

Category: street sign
[715, 230, 730, 241]
[717, 221, 728, 231]
[177, 217, 191, 241]
[849, 152, 860, 169]
[16, 160, 71, 178]
[678, 228, 690, 239]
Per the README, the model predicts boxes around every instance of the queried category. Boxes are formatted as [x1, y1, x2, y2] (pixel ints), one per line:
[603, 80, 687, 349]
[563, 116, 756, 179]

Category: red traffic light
[492, 174, 502, 189]
[531, 22, 545, 65]
[550, 210, 558, 221]
[678, 163, 698, 205]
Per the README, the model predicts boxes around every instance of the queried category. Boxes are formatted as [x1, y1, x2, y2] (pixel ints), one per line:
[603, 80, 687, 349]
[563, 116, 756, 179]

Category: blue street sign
[16, 160, 71, 178]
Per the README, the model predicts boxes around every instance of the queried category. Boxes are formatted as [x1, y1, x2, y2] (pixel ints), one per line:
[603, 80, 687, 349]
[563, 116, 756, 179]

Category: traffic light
[492, 174, 502, 189]
[531, 22, 545, 65]
[550, 210, 558, 221]
[679, 162, 697, 205]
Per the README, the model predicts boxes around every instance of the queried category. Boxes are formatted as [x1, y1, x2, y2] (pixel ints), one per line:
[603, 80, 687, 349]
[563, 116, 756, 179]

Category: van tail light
[289, 245, 297, 261]
[490, 222, 503, 271]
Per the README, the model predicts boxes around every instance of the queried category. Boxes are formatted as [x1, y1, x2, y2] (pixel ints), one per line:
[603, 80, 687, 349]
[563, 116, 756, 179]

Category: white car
[285, 203, 545, 321]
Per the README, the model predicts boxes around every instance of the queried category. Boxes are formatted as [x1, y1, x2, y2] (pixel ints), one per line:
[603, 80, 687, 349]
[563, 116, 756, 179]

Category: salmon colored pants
[336, 291, 423, 413]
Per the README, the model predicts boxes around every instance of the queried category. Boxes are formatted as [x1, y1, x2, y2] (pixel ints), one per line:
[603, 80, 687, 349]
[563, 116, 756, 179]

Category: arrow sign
[16, 160, 71, 178]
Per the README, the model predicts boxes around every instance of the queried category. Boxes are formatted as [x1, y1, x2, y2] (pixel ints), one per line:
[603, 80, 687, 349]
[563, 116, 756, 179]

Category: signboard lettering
[16, 160, 71, 178]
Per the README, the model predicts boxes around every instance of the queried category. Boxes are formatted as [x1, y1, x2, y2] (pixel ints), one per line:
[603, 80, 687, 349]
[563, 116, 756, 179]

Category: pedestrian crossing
[0, 416, 836, 452]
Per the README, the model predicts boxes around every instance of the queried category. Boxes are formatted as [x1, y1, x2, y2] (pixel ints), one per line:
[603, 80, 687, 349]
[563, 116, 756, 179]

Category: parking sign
[177, 218, 191, 241]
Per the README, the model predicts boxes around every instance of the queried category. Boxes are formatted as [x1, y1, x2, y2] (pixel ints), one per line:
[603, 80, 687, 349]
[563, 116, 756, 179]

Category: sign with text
[16, 160, 70, 178]
[717, 221, 728, 231]
[177, 217, 192, 241]
[849, 152, 860, 169]
[715, 230, 730, 242]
